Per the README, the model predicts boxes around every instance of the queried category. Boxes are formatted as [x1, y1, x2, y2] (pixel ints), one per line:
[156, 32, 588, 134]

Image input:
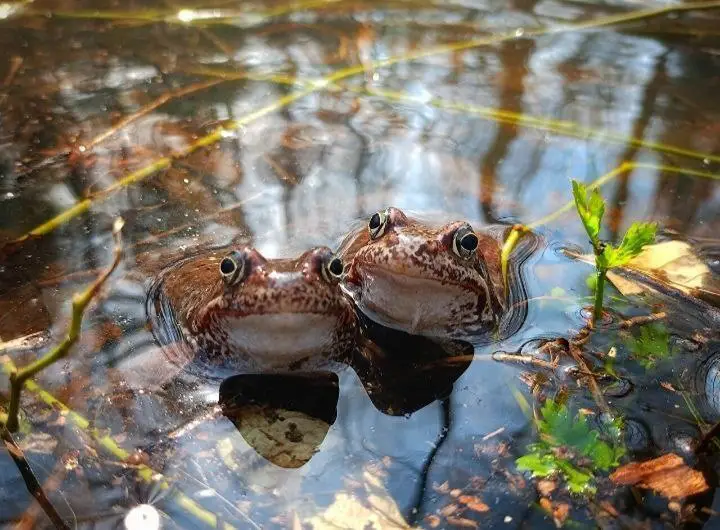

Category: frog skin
[337, 207, 507, 338]
[147, 246, 356, 375]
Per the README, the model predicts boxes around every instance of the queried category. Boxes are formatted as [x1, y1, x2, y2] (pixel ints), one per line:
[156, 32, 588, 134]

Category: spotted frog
[147, 246, 356, 376]
[337, 207, 512, 338]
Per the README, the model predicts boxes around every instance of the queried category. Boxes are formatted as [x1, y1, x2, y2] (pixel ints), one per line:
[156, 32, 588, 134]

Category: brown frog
[337, 207, 508, 338]
[147, 246, 356, 376]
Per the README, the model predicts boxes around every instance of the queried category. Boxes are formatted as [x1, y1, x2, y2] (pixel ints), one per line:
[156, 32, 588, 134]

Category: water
[1, 0, 720, 528]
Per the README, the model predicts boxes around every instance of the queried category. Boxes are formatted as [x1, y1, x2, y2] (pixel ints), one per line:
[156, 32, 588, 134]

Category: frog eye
[321, 255, 345, 283]
[219, 250, 246, 285]
[368, 209, 389, 239]
[452, 225, 479, 259]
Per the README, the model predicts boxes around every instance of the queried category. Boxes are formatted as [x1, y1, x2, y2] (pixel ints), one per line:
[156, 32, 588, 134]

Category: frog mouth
[352, 260, 489, 297]
[347, 266, 489, 335]
[215, 313, 342, 367]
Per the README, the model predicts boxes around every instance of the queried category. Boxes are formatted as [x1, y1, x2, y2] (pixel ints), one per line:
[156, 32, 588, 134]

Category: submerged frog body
[147, 246, 356, 377]
[338, 207, 513, 338]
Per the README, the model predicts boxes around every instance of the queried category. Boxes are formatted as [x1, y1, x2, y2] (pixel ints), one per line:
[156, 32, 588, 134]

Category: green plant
[571, 180, 657, 325]
[516, 400, 625, 494]
[623, 322, 676, 369]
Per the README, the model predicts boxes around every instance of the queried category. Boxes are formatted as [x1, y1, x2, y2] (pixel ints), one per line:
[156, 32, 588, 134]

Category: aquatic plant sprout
[516, 399, 625, 494]
[571, 179, 657, 325]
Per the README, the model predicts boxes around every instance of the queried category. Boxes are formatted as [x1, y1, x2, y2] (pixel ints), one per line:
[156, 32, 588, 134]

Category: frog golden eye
[368, 209, 389, 239]
[322, 256, 345, 283]
[219, 250, 245, 285]
[453, 225, 479, 259]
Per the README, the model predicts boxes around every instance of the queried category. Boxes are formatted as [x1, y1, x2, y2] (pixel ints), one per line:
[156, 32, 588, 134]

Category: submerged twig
[0, 422, 70, 530]
[15, 453, 70, 530]
[2, 56, 22, 87]
[617, 312, 667, 329]
[0, 360, 239, 529]
[4, 218, 125, 432]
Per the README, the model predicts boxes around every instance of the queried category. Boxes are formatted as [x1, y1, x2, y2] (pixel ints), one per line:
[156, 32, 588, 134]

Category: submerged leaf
[624, 322, 675, 369]
[610, 453, 709, 499]
[516, 453, 559, 477]
[517, 400, 625, 496]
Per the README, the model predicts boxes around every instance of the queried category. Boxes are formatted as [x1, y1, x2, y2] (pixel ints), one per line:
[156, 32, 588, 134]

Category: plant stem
[500, 224, 528, 294]
[4, 219, 124, 432]
[592, 268, 607, 326]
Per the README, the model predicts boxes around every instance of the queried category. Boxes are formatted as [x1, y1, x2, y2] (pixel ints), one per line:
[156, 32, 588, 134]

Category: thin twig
[0, 360, 239, 529]
[492, 352, 558, 371]
[500, 224, 529, 294]
[567, 340, 610, 415]
[1, 423, 70, 530]
[616, 312, 667, 329]
[15, 455, 69, 530]
[2, 56, 22, 87]
[85, 79, 226, 151]
[4, 218, 125, 432]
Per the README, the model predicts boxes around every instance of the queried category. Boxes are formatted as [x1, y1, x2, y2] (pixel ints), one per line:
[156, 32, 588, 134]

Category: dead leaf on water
[574, 241, 713, 298]
[610, 453, 709, 499]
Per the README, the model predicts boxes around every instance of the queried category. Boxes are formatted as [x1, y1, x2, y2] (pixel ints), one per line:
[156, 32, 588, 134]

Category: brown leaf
[433, 481, 450, 494]
[458, 495, 490, 513]
[552, 503, 570, 528]
[446, 516, 478, 528]
[537, 480, 557, 496]
[610, 453, 709, 499]
[539, 497, 553, 513]
[425, 515, 441, 528]
[465, 501, 490, 513]
[660, 382, 677, 392]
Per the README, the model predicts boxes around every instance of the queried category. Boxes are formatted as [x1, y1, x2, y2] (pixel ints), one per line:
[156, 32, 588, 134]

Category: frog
[146, 245, 356, 377]
[337, 206, 515, 338]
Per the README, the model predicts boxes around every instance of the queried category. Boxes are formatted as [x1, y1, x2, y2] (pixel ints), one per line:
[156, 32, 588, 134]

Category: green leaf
[556, 460, 595, 494]
[585, 273, 597, 292]
[550, 287, 566, 297]
[571, 179, 605, 245]
[624, 322, 675, 369]
[517, 399, 626, 496]
[516, 453, 559, 477]
[602, 222, 657, 269]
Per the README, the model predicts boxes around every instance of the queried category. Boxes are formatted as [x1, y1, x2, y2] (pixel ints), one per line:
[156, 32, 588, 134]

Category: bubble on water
[124, 504, 161, 530]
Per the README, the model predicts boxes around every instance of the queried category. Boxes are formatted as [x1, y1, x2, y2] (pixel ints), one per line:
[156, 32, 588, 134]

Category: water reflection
[2, 0, 720, 526]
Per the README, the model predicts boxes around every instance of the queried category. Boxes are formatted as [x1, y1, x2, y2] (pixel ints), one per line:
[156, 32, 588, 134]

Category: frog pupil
[220, 257, 236, 275]
[329, 258, 343, 276]
[460, 232, 479, 252]
[369, 213, 381, 230]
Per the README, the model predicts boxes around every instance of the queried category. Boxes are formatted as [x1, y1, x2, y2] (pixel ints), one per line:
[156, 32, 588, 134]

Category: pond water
[1, 0, 720, 528]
